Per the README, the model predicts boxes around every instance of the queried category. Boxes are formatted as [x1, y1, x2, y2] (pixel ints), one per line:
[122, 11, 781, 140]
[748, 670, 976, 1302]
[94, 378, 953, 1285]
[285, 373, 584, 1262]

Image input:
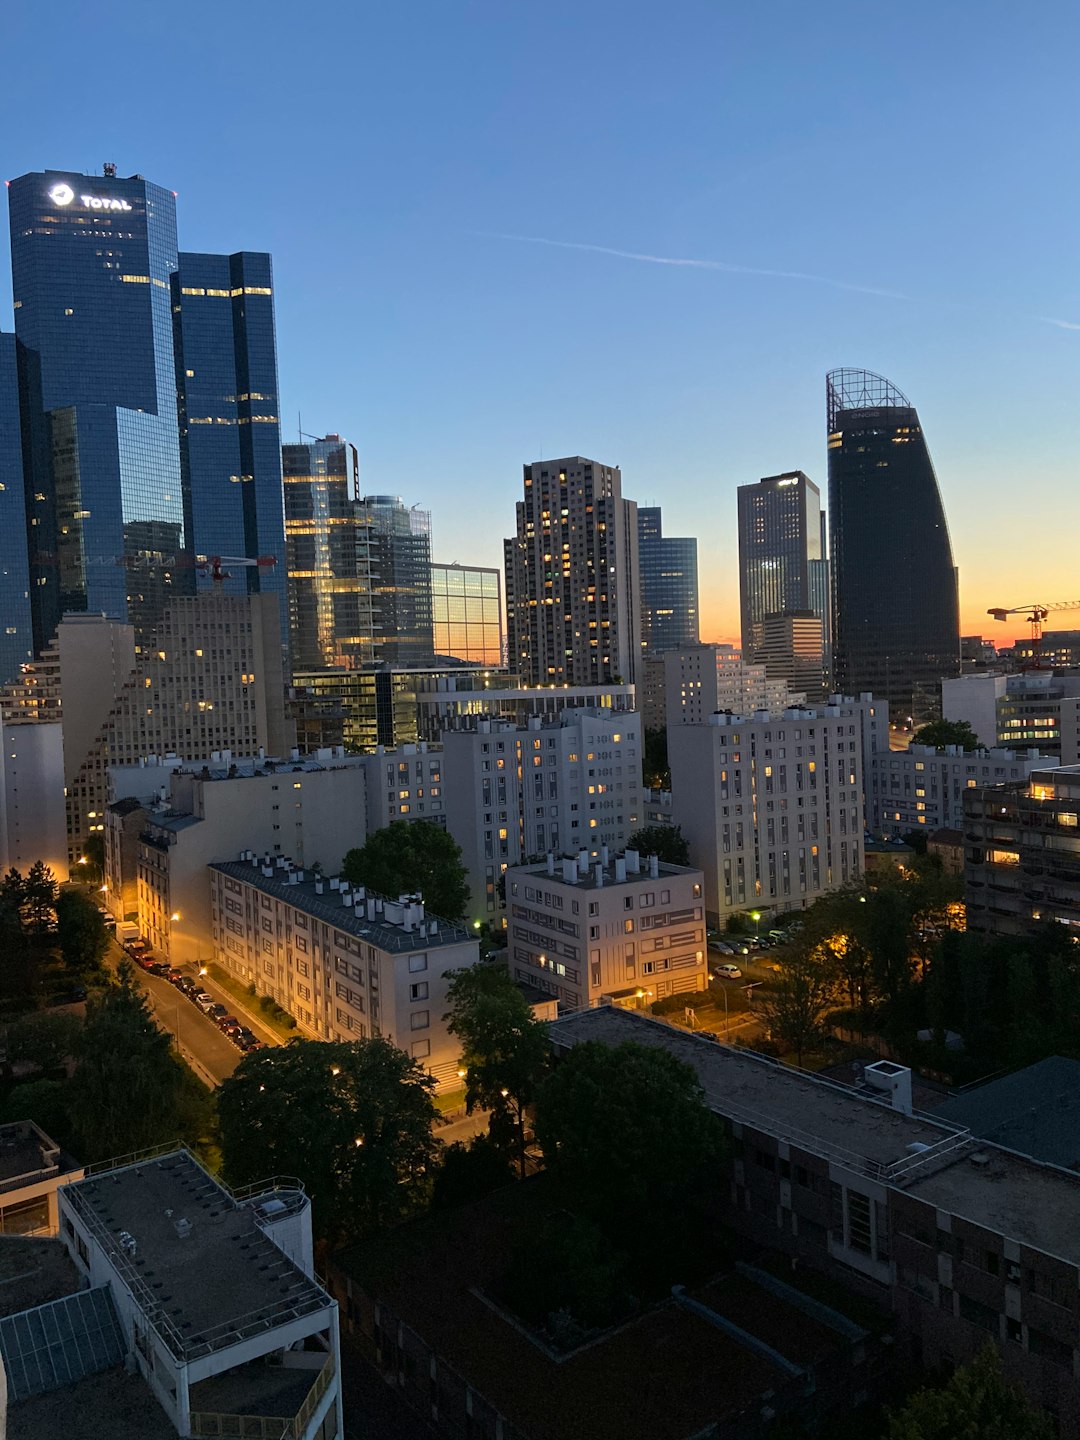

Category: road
[109, 942, 280, 1087]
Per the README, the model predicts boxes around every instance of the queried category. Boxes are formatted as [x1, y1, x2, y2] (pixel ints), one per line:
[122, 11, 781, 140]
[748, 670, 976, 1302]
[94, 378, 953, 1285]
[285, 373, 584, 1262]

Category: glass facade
[9, 169, 184, 650]
[637, 507, 699, 655]
[283, 435, 375, 671]
[173, 251, 286, 638]
[827, 369, 960, 725]
[0, 335, 33, 684]
[430, 562, 503, 664]
[737, 471, 828, 663]
[364, 496, 434, 664]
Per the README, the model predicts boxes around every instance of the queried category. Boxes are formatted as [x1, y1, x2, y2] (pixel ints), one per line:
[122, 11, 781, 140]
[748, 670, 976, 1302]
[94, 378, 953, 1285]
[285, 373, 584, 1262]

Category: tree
[69, 962, 187, 1161]
[627, 825, 690, 867]
[342, 821, 469, 920]
[218, 1036, 440, 1245]
[886, 1344, 1053, 1440]
[6, 1013, 81, 1073]
[759, 949, 835, 1066]
[445, 961, 549, 1176]
[643, 728, 670, 790]
[911, 718, 981, 752]
[23, 862, 58, 934]
[56, 890, 109, 976]
[431, 1135, 514, 1209]
[82, 833, 105, 884]
[534, 1041, 723, 1249]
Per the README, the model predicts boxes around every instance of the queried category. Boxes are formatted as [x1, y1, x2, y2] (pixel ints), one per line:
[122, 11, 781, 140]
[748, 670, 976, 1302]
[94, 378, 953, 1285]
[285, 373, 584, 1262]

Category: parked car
[194, 991, 215, 1011]
[729, 941, 750, 956]
[234, 1029, 263, 1052]
[707, 939, 733, 955]
[146, 962, 170, 977]
[714, 963, 743, 980]
[217, 1015, 242, 1035]
[165, 968, 183, 984]
[206, 1002, 228, 1022]
[177, 977, 199, 997]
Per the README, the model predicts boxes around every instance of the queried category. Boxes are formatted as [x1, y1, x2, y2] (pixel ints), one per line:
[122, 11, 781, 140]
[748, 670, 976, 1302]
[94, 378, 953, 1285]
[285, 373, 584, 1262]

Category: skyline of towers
[504, 457, 641, 688]
[637, 506, 699, 656]
[826, 368, 960, 724]
[736, 470, 829, 668]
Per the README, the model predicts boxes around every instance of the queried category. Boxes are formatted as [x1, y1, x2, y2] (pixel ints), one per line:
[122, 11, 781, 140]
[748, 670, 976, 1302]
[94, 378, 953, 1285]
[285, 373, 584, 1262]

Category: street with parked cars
[122, 940, 266, 1055]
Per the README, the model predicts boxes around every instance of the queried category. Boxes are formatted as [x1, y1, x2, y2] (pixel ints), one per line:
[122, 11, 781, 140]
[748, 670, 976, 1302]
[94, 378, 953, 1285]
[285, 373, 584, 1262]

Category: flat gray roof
[934, 1057, 1080, 1171]
[211, 861, 470, 951]
[63, 1151, 330, 1362]
[548, 1009, 1080, 1268]
[510, 857, 699, 893]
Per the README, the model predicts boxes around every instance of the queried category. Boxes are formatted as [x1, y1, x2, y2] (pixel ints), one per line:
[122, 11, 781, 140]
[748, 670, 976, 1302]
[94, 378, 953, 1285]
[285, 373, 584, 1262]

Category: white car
[714, 963, 743, 980]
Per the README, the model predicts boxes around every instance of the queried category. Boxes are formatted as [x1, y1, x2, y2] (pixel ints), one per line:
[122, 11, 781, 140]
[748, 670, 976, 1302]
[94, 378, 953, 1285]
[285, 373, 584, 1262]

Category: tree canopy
[56, 890, 109, 977]
[642, 728, 670, 790]
[445, 961, 549, 1174]
[342, 820, 469, 920]
[886, 1345, 1053, 1440]
[759, 948, 835, 1066]
[218, 1036, 440, 1244]
[535, 1040, 722, 1240]
[911, 718, 981, 752]
[627, 825, 690, 867]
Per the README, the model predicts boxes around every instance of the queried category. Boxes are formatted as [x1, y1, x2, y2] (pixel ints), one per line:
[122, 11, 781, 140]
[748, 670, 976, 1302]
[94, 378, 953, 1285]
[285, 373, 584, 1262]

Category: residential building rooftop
[211, 858, 470, 951]
[0, 1121, 67, 1194]
[511, 850, 698, 892]
[547, 1008, 1080, 1269]
[61, 1150, 330, 1364]
[933, 1057, 1080, 1171]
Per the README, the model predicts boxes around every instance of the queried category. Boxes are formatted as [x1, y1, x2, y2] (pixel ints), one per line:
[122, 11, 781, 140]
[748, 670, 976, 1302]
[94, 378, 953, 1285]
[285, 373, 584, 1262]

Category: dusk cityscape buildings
[636, 505, 699, 655]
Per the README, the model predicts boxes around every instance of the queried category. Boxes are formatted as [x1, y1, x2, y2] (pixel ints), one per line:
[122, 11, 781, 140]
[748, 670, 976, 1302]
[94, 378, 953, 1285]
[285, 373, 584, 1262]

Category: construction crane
[987, 600, 1080, 668]
[195, 554, 278, 585]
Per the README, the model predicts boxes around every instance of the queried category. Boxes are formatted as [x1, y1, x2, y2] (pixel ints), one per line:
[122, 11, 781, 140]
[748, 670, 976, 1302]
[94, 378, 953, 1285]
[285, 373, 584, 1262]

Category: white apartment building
[441, 710, 643, 923]
[665, 644, 801, 727]
[361, 741, 446, 829]
[671, 702, 869, 925]
[0, 719, 67, 877]
[869, 744, 1059, 838]
[943, 671, 1080, 757]
[57, 1148, 342, 1440]
[505, 849, 707, 1010]
[210, 857, 480, 1089]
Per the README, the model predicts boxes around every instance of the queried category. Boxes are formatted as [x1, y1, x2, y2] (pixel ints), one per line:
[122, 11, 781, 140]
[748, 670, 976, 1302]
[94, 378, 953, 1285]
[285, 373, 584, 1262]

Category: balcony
[189, 1352, 335, 1440]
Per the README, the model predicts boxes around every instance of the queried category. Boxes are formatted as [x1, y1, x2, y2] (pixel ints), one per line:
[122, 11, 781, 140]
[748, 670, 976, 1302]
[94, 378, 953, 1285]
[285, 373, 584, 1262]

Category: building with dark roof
[935, 1057, 1080, 1170]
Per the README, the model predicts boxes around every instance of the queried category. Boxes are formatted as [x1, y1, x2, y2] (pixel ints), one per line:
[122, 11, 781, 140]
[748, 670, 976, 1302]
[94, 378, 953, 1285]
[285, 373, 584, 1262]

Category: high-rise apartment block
[430, 562, 503, 665]
[827, 369, 960, 724]
[210, 856, 479, 1088]
[755, 611, 826, 702]
[671, 700, 875, 923]
[9, 169, 185, 650]
[442, 710, 643, 922]
[172, 251, 287, 635]
[637, 506, 699, 655]
[69, 592, 290, 860]
[665, 644, 798, 727]
[943, 671, 1080, 759]
[504, 457, 641, 687]
[505, 851, 707, 1010]
[737, 472, 828, 667]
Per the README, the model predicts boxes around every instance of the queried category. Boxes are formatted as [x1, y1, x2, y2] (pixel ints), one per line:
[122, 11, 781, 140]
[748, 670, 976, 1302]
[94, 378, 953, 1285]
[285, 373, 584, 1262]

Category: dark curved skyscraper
[827, 369, 959, 724]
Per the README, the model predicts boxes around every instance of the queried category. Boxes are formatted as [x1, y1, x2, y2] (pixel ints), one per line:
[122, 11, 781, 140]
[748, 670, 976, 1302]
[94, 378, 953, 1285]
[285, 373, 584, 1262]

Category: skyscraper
[365, 496, 435, 665]
[637, 506, 699, 655]
[172, 251, 287, 635]
[504, 457, 641, 687]
[826, 369, 960, 724]
[0, 335, 33, 685]
[737, 471, 828, 664]
[283, 434, 375, 671]
[9, 168, 185, 650]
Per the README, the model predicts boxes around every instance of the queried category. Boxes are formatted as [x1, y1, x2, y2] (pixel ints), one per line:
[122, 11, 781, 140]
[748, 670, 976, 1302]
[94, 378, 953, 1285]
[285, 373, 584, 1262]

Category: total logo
[48, 182, 131, 212]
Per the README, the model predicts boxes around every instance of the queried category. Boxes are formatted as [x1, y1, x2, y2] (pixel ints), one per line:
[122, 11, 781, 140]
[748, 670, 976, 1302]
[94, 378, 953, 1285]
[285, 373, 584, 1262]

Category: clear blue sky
[5, 0, 1078, 640]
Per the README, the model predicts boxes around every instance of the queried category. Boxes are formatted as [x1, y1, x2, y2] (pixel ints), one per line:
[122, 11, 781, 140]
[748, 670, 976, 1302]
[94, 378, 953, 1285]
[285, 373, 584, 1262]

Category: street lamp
[171, 912, 181, 923]
[751, 910, 762, 942]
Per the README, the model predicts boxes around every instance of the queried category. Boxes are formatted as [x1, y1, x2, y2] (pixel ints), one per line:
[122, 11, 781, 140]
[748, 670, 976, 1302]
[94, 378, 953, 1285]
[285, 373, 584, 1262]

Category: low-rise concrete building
[442, 711, 643, 924]
[869, 743, 1056, 838]
[505, 849, 706, 1010]
[210, 857, 480, 1089]
[0, 1121, 82, 1236]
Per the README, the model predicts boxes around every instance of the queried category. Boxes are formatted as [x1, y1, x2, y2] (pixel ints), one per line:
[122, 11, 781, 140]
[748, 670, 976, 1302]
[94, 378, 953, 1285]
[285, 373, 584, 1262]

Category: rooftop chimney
[649, 854, 659, 879]
[595, 863, 604, 888]
[562, 857, 578, 884]
[547, 852, 556, 877]
[625, 849, 641, 875]
[615, 857, 627, 883]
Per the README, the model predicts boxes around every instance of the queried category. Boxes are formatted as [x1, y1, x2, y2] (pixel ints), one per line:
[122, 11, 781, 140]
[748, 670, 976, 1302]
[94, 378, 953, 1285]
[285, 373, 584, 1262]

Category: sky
[4, 0, 1079, 646]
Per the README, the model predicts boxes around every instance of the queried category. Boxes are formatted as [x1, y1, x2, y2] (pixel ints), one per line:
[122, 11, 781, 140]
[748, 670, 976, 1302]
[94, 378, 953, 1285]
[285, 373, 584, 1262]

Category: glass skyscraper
[430, 562, 503, 664]
[9, 169, 184, 651]
[637, 507, 699, 655]
[283, 434, 375, 670]
[827, 369, 960, 724]
[365, 496, 434, 665]
[0, 335, 33, 684]
[737, 471, 828, 663]
[172, 252, 286, 635]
